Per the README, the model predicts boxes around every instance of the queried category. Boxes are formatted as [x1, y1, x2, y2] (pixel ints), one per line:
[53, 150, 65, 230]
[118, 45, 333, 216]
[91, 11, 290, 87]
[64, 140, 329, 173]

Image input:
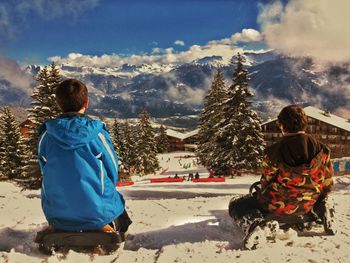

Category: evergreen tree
[214, 53, 265, 173]
[122, 121, 137, 173]
[197, 69, 227, 171]
[110, 119, 123, 159]
[0, 107, 26, 181]
[24, 64, 62, 189]
[156, 125, 169, 153]
[134, 110, 159, 175]
[48, 63, 63, 117]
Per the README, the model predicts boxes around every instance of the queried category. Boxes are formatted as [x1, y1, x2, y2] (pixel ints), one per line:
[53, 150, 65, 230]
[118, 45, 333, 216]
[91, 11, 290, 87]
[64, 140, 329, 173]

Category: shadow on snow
[124, 209, 244, 251]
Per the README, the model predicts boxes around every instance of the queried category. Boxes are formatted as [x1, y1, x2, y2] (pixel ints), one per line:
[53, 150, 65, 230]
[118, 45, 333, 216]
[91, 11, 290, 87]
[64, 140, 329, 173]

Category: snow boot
[322, 196, 337, 235]
[244, 220, 279, 250]
[312, 195, 337, 235]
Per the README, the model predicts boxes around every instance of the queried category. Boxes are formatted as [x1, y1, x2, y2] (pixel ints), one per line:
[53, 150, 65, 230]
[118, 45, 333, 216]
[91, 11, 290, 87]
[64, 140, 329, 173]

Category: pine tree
[48, 63, 63, 117]
[214, 53, 265, 173]
[0, 107, 26, 181]
[121, 121, 137, 173]
[197, 69, 227, 171]
[134, 110, 159, 175]
[110, 119, 123, 160]
[156, 125, 169, 153]
[24, 64, 62, 189]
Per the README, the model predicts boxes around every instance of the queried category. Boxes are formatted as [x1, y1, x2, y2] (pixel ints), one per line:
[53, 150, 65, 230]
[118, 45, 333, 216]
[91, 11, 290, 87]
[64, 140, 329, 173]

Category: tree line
[0, 64, 167, 189]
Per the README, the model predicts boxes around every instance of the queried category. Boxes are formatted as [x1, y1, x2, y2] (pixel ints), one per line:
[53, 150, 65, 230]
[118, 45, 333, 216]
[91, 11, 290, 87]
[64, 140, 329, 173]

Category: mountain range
[2, 51, 350, 128]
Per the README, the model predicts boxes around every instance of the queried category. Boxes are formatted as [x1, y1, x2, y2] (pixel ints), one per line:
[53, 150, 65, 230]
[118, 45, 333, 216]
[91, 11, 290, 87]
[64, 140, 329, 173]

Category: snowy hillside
[1, 152, 350, 263]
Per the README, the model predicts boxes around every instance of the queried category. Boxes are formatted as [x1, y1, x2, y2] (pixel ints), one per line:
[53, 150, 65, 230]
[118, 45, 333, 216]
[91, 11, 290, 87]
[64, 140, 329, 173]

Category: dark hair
[55, 79, 88, 112]
[277, 105, 308, 133]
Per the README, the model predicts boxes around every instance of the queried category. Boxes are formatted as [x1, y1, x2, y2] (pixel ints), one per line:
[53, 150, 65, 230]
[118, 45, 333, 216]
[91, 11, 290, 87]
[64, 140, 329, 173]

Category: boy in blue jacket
[38, 79, 132, 234]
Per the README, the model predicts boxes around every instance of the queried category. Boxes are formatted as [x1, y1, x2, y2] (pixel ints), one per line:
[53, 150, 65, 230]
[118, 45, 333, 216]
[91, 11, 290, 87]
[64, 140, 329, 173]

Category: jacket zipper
[99, 159, 105, 195]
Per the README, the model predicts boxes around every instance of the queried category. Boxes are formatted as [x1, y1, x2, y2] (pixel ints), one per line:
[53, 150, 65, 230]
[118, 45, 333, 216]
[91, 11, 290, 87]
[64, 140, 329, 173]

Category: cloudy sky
[0, 0, 349, 67]
[0, 0, 273, 65]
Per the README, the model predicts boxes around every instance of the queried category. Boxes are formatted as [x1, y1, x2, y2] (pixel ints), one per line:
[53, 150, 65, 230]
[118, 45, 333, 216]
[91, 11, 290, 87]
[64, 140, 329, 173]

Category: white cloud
[0, 57, 33, 93]
[48, 28, 262, 68]
[231, 29, 263, 43]
[209, 28, 263, 45]
[165, 84, 207, 105]
[48, 27, 263, 68]
[49, 40, 248, 68]
[49, 44, 243, 68]
[258, 0, 350, 62]
[118, 92, 133, 101]
[174, 40, 185, 46]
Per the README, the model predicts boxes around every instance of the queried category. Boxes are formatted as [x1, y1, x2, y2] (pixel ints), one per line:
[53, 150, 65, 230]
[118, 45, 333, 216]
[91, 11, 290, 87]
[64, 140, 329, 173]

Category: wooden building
[166, 129, 199, 152]
[261, 106, 350, 158]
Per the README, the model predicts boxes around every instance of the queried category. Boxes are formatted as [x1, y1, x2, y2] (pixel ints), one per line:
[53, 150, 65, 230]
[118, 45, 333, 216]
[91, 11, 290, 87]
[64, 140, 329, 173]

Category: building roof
[304, 106, 350, 132]
[262, 106, 350, 132]
[166, 129, 199, 140]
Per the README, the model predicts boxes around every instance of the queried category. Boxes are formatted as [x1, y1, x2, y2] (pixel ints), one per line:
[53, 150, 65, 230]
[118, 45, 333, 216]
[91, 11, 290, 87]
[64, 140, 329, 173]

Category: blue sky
[0, 0, 274, 65]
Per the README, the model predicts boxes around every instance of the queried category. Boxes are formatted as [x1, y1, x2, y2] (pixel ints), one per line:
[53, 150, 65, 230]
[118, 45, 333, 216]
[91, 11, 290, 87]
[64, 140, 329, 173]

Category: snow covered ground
[1, 152, 350, 263]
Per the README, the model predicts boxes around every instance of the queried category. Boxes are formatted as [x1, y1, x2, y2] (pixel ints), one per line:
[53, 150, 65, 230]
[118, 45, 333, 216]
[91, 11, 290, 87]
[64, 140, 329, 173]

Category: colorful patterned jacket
[257, 134, 334, 216]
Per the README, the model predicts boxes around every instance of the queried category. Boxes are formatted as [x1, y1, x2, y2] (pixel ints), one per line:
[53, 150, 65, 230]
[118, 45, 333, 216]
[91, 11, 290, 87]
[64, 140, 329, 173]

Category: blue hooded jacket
[38, 114, 125, 231]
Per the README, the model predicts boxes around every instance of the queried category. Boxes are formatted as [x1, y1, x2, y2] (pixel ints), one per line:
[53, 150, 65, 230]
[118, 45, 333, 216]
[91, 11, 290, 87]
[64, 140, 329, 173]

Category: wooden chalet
[165, 129, 199, 152]
[261, 106, 350, 158]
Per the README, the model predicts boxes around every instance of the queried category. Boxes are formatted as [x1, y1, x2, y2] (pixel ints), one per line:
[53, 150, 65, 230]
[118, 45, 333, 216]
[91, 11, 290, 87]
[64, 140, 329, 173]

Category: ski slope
[1, 152, 350, 263]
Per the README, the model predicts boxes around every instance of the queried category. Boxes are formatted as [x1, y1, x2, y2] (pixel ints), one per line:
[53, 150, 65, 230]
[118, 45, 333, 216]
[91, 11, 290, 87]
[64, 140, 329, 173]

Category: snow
[166, 129, 199, 140]
[1, 152, 350, 262]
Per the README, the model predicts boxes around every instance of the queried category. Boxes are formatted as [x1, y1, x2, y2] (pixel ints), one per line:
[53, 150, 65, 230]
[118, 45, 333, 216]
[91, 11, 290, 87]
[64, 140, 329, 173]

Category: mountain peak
[193, 56, 226, 67]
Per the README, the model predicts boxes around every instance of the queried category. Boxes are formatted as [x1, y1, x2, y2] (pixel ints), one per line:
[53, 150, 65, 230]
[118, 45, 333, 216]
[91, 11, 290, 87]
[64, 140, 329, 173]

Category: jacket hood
[43, 114, 104, 150]
[277, 146, 329, 173]
[266, 133, 323, 167]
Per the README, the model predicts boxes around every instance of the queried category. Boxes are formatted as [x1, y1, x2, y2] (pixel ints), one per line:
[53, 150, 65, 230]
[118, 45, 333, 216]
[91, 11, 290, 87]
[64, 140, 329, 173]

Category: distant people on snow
[194, 172, 200, 179]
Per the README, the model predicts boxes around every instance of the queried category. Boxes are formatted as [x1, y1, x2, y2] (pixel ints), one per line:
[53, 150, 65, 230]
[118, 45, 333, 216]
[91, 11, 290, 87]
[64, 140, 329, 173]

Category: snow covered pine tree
[122, 120, 138, 175]
[134, 110, 159, 175]
[214, 53, 265, 175]
[0, 107, 26, 181]
[197, 69, 227, 172]
[24, 64, 62, 189]
[111, 119, 124, 162]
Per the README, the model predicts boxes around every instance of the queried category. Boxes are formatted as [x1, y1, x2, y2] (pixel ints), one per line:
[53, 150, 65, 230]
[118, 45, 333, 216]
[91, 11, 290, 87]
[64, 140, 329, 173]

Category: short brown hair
[55, 79, 88, 112]
[277, 105, 308, 133]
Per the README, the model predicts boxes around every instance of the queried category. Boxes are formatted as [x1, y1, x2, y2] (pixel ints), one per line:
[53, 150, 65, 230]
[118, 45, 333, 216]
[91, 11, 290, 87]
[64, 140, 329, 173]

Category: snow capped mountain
[1, 50, 349, 127]
[59, 62, 175, 79]
[192, 56, 228, 67]
[24, 64, 41, 76]
[243, 50, 277, 66]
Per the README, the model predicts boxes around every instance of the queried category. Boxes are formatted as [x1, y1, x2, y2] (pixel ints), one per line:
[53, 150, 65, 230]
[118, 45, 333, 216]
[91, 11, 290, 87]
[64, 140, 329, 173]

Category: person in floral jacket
[257, 105, 334, 216]
[229, 105, 334, 248]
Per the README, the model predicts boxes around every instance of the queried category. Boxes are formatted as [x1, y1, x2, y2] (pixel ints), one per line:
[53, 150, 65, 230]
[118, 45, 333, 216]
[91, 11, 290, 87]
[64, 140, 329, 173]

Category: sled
[192, 177, 225, 183]
[150, 177, 184, 183]
[116, 181, 134, 187]
[35, 230, 123, 255]
[264, 211, 336, 236]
